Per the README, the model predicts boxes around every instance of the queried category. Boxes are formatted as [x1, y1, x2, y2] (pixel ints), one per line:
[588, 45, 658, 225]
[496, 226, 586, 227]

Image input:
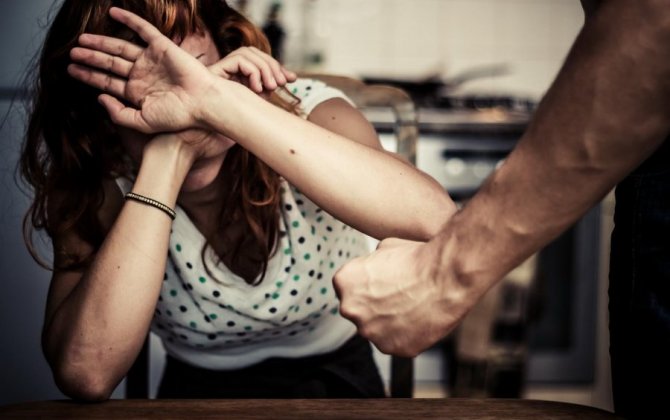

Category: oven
[364, 98, 601, 392]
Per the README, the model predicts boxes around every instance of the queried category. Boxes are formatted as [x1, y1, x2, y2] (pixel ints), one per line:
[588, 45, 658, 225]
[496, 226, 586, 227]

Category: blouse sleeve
[286, 78, 356, 118]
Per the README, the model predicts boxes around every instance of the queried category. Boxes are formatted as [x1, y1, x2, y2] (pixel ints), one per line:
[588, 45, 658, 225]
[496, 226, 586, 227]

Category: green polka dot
[276, 281, 284, 288]
[329, 262, 335, 269]
[170, 289, 177, 297]
[293, 274, 300, 281]
[253, 304, 259, 310]
[292, 220, 300, 228]
[199, 276, 206, 283]
[323, 236, 328, 242]
[316, 216, 323, 223]
[304, 253, 311, 260]
[292, 87, 298, 94]
[244, 326, 253, 331]
[190, 321, 197, 328]
[284, 248, 292, 255]
[176, 244, 182, 252]
[352, 238, 357, 244]
[309, 326, 316, 332]
[319, 260, 324, 266]
[311, 226, 316, 235]
[330, 308, 338, 315]
[320, 287, 328, 295]
[272, 292, 280, 299]
[209, 314, 217, 320]
[166, 310, 173, 317]
[294, 305, 300, 313]
[301, 211, 306, 217]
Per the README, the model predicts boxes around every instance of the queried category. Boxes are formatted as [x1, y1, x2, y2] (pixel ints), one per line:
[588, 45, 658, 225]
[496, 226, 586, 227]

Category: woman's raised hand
[68, 7, 297, 135]
[69, 7, 215, 133]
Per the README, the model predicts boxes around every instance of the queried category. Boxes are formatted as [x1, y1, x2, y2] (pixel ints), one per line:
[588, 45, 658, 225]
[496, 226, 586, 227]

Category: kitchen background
[0, 0, 613, 412]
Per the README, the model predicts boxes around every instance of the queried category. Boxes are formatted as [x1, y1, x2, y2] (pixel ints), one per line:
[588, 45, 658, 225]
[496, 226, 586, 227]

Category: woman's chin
[179, 150, 229, 194]
[180, 166, 221, 193]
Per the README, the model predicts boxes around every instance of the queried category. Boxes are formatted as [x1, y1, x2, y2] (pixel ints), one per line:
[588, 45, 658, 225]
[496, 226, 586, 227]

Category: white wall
[240, 0, 584, 99]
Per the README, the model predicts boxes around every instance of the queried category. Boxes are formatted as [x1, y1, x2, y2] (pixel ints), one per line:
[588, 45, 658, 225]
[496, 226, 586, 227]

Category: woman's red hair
[21, 0, 294, 285]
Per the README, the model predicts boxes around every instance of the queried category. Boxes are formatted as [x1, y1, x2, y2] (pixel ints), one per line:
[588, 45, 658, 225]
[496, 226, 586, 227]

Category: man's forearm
[332, 0, 670, 358]
[436, 0, 670, 288]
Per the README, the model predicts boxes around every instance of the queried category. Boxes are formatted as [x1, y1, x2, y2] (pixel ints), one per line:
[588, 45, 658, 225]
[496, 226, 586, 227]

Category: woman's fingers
[210, 56, 265, 93]
[247, 47, 297, 85]
[283, 68, 298, 83]
[70, 47, 133, 78]
[67, 63, 127, 98]
[247, 47, 290, 85]
[108, 7, 164, 44]
[234, 57, 265, 92]
[246, 47, 296, 82]
[228, 48, 278, 90]
[217, 46, 297, 93]
[78, 33, 143, 61]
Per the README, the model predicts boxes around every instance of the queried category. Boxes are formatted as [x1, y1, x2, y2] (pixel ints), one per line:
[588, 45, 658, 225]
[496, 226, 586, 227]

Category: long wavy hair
[21, 0, 295, 285]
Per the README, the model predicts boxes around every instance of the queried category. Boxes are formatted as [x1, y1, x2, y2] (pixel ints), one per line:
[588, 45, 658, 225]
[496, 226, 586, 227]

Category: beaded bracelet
[125, 192, 176, 220]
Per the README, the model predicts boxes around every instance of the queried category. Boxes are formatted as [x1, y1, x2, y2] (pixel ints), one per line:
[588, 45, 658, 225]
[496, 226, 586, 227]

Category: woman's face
[118, 27, 235, 193]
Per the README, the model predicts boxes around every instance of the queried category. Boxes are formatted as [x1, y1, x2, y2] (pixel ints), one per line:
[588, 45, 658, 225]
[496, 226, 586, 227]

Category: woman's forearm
[199, 82, 456, 240]
[44, 139, 192, 400]
[67, 8, 453, 239]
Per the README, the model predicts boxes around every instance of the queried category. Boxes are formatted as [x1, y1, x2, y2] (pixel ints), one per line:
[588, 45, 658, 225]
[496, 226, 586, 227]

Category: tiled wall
[240, 0, 584, 99]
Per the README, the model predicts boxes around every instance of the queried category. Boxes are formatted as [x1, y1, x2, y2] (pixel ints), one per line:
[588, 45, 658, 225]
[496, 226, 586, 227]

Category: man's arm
[335, 0, 670, 356]
[447, 0, 670, 284]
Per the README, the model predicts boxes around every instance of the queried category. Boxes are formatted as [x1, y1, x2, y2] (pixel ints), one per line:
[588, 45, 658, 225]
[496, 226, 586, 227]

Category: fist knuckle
[338, 302, 354, 319]
[377, 341, 395, 355]
[357, 324, 376, 340]
[332, 278, 343, 298]
[405, 346, 420, 358]
[333, 272, 345, 288]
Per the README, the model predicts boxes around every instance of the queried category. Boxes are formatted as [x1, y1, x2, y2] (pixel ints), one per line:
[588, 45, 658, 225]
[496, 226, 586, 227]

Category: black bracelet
[125, 192, 176, 220]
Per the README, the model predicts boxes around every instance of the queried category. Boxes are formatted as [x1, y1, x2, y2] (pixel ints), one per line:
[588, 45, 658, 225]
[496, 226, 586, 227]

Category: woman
[21, 0, 456, 400]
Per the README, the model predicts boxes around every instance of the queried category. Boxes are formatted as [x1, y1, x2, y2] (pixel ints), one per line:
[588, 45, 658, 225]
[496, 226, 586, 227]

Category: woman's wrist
[194, 78, 248, 136]
[134, 137, 194, 207]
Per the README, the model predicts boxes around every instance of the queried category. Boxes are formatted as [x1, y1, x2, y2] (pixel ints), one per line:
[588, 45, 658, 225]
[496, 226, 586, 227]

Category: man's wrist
[427, 209, 504, 318]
